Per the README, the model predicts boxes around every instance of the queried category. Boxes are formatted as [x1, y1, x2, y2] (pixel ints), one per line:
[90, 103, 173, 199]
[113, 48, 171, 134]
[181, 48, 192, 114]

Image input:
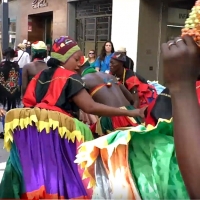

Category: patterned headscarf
[31, 41, 47, 55]
[51, 36, 80, 63]
[111, 52, 126, 62]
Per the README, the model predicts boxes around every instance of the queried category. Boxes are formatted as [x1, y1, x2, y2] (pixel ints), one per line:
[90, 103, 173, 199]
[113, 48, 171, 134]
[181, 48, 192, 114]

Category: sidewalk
[0, 124, 8, 182]
[0, 104, 23, 182]
[0, 140, 8, 182]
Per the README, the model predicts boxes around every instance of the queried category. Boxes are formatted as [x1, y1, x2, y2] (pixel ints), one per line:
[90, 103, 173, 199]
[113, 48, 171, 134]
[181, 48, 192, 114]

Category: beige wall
[111, 0, 168, 83]
[15, 0, 67, 44]
[136, 0, 168, 83]
[111, 0, 140, 72]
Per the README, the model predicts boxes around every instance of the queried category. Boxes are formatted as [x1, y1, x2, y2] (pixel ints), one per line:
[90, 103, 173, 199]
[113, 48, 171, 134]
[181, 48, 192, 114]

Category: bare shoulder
[82, 73, 102, 88]
[23, 62, 34, 70]
[83, 72, 98, 79]
[82, 73, 99, 84]
[99, 73, 119, 83]
[105, 73, 118, 80]
[83, 72, 117, 82]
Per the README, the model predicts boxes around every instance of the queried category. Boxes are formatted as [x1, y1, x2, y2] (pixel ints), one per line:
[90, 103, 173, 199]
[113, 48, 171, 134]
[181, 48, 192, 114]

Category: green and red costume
[24, 67, 84, 116]
[0, 36, 94, 199]
[122, 69, 158, 108]
[81, 68, 141, 136]
[145, 88, 171, 126]
[145, 81, 200, 127]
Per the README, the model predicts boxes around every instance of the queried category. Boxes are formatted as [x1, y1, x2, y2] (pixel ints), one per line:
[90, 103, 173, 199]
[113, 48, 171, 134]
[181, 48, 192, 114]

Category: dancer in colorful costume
[0, 36, 144, 199]
[75, 38, 195, 199]
[79, 54, 144, 136]
[78, 57, 98, 126]
[110, 52, 158, 108]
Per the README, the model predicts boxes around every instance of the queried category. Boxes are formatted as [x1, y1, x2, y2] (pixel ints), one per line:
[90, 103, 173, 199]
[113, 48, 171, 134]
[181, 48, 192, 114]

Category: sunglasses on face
[89, 52, 94, 55]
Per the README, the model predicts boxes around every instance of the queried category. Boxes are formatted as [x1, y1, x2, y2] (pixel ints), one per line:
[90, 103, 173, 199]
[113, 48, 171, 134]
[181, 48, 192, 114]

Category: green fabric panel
[99, 105, 141, 134]
[126, 105, 142, 124]
[81, 67, 97, 77]
[10, 142, 25, 193]
[31, 48, 46, 56]
[51, 45, 80, 63]
[100, 116, 114, 134]
[74, 118, 94, 141]
[105, 129, 131, 144]
[128, 122, 189, 199]
[0, 142, 25, 198]
[0, 157, 21, 198]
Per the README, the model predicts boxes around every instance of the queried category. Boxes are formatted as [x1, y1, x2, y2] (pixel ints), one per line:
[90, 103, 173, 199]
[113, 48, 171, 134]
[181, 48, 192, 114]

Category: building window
[9, 19, 16, 48]
[75, 0, 112, 55]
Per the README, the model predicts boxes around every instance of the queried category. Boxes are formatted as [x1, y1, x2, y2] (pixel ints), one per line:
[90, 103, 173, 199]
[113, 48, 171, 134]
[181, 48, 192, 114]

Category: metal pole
[0, 0, 9, 51]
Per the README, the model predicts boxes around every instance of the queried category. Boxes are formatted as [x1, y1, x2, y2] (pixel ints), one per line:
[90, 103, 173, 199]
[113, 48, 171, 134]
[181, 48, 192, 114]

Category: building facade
[1, 0, 194, 83]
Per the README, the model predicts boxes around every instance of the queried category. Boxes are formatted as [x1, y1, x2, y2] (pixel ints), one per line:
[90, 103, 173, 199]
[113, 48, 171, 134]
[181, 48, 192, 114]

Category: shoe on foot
[0, 132, 4, 139]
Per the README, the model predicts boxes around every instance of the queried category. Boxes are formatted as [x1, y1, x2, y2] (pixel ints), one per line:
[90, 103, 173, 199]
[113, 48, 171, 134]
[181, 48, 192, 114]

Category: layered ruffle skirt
[75, 119, 189, 199]
[0, 108, 94, 199]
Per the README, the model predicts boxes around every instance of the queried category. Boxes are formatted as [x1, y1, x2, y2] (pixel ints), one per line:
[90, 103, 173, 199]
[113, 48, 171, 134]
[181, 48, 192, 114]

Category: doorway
[76, 16, 112, 56]
[75, 0, 112, 55]
[28, 11, 53, 46]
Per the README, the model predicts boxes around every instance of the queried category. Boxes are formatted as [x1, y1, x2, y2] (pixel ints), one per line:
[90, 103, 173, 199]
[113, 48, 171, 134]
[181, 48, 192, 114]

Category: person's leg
[7, 100, 11, 112]
[11, 100, 16, 109]
[0, 115, 5, 139]
[19, 68, 22, 98]
[3, 98, 7, 109]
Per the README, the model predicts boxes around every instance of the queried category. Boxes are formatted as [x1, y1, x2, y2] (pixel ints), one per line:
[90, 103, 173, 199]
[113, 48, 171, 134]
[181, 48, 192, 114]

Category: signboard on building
[168, 8, 190, 25]
[32, 0, 48, 9]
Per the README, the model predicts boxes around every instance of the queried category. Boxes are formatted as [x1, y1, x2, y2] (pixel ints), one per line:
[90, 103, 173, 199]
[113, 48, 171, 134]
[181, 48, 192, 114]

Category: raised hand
[161, 35, 200, 93]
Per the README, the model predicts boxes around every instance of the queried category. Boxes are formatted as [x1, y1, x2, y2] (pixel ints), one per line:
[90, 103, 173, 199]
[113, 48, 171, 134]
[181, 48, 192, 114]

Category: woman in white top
[17, 43, 30, 87]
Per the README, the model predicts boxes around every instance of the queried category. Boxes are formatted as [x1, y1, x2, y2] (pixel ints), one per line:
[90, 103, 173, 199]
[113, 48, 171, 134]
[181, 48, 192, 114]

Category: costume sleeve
[65, 74, 85, 99]
[151, 88, 172, 121]
[23, 73, 41, 107]
[125, 70, 140, 91]
[94, 57, 101, 68]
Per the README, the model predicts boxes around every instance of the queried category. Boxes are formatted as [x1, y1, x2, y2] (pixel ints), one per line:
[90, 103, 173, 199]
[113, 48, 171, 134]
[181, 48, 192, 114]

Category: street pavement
[0, 104, 23, 182]
[0, 120, 9, 182]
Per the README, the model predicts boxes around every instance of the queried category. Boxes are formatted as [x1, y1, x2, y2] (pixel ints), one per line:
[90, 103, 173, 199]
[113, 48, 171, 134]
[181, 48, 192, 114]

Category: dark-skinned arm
[130, 86, 140, 108]
[161, 35, 200, 199]
[22, 66, 28, 96]
[171, 84, 200, 198]
[119, 84, 134, 105]
[72, 89, 142, 118]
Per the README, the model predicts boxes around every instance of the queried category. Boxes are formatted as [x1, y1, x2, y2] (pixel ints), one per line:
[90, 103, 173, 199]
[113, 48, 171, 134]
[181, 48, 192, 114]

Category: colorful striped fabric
[0, 108, 94, 199]
[75, 119, 189, 199]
